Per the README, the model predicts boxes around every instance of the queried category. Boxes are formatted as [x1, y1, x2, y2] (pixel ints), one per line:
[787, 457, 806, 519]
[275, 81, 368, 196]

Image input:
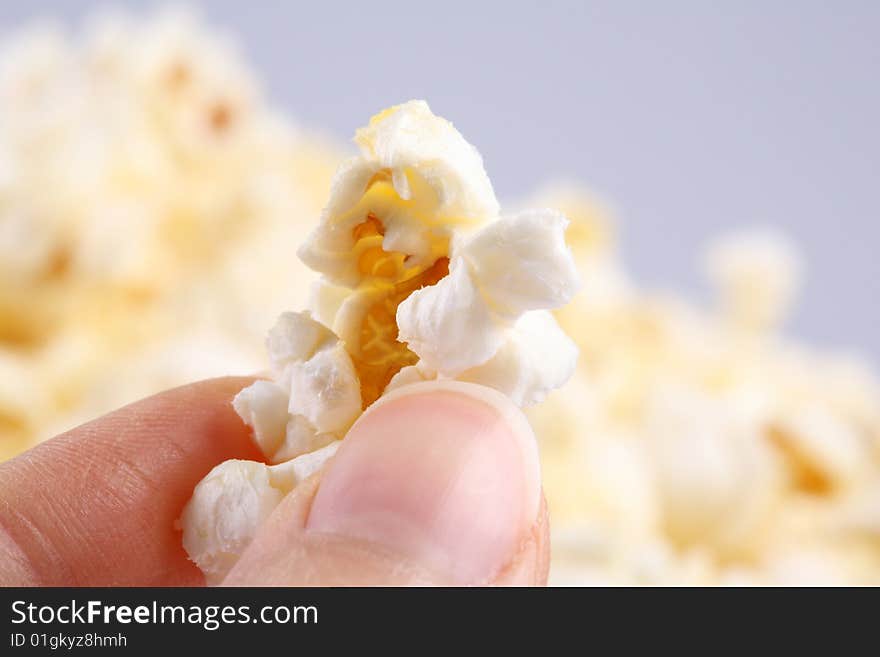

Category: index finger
[0, 376, 261, 586]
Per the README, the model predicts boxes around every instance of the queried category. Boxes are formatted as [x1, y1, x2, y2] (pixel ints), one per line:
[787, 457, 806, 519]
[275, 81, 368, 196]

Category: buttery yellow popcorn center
[180, 100, 581, 582]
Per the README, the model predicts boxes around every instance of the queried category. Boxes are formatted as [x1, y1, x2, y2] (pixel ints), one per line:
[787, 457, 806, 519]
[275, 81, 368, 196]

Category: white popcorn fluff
[180, 442, 340, 584]
[180, 100, 581, 581]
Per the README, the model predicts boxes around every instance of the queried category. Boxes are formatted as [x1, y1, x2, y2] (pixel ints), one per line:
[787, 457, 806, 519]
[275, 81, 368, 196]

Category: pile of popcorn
[2, 9, 878, 585]
[533, 186, 880, 585]
[0, 8, 341, 459]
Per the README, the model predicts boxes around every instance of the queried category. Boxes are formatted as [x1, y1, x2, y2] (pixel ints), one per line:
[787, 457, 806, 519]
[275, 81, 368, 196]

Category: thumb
[223, 381, 549, 586]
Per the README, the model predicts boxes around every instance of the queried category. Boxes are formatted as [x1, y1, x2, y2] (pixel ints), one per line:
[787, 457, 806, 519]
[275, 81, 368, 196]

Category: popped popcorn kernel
[182, 100, 581, 578]
[180, 441, 339, 584]
[180, 459, 286, 585]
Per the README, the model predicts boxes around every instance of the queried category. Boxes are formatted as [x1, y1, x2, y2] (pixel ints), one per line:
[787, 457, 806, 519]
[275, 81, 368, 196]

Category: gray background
[3, 1, 878, 364]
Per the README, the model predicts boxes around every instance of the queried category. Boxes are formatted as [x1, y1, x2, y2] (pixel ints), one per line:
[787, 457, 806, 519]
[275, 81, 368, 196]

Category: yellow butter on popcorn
[180, 100, 581, 580]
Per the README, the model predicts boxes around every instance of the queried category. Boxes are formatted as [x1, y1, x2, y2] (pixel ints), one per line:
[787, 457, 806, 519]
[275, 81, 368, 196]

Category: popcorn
[396, 209, 580, 382]
[180, 100, 581, 580]
[297, 101, 580, 408]
[524, 187, 880, 585]
[644, 385, 782, 557]
[0, 8, 343, 452]
[705, 228, 802, 333]
[768, 404, 871, 493]
[179, 442, 339, 584]
[180, 460, 287, 585]
[457, 310, 579, 407]
[298, 100, 499, 289]
[230, 381, 289, 458]
[3, 10, 880, 588]
[0, 351, 51, 461]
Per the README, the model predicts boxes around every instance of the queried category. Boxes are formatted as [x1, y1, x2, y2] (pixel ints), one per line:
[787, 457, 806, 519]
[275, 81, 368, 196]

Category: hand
[0, 378, 549, 586]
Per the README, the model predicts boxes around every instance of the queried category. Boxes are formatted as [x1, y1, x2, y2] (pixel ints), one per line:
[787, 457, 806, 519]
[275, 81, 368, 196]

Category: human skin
[0, 378, 549, 586]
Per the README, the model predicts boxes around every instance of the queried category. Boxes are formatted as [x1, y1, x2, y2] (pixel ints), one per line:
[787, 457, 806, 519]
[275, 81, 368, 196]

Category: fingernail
[306, 381, 541, 584]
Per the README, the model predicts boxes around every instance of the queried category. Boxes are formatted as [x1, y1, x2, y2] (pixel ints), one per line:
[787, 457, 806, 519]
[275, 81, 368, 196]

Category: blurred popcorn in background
[2, 7, 879, 585]
[0, 7, 343, 457]
[528, 187, 880, 585]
